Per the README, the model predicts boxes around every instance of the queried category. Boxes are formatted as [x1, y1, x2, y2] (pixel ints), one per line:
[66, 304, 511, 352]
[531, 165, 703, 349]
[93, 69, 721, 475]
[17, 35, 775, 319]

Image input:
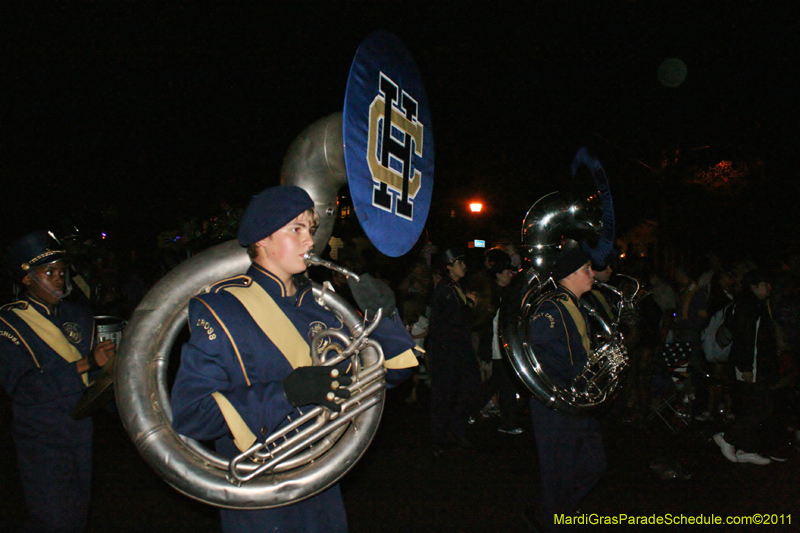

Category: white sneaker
[735, 450, 771, 465]
[713, 433, 738, 463]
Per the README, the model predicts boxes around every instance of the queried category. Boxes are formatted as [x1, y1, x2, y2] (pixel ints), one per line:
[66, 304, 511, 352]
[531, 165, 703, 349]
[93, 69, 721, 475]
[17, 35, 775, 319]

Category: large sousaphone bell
[113, 31, 433, 509]
[498, 148, 631, 415]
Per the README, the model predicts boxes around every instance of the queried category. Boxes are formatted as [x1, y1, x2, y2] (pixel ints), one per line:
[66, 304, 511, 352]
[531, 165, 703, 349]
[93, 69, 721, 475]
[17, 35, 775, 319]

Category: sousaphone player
[524, 246, 607, 532]
[114, 29, 434, 530]
[170, 187, 417, 532]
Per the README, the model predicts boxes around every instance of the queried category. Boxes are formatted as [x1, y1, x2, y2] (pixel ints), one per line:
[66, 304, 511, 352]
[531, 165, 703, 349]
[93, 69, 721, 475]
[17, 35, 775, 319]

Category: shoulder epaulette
[540, 293, 568, 305]
[207, 275, 253, 294]
[0, 300, 29, 312]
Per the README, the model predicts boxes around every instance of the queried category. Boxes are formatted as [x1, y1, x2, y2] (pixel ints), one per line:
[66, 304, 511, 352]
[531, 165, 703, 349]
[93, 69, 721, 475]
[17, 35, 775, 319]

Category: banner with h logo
[343, 31, 434, 257]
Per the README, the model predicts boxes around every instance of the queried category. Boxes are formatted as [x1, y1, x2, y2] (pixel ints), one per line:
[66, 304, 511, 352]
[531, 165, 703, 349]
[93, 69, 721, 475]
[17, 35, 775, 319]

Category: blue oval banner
[343, 31, 434, 257]
[572, 147, 616, 268]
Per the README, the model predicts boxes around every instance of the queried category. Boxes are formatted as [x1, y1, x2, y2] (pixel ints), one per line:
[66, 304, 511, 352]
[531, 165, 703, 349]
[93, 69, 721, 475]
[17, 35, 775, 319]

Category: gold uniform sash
[591, 289, 615, 322]
[557, 294, 591, 362]
[209, 281, 415, 450]
[11, 306, 89, 386]
[226, 283, 313, 369]
[208, 282, 311, 451]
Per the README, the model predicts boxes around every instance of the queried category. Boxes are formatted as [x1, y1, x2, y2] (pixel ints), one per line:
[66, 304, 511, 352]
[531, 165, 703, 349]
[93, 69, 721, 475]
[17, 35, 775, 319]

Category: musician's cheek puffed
[170, 185, 416, 533]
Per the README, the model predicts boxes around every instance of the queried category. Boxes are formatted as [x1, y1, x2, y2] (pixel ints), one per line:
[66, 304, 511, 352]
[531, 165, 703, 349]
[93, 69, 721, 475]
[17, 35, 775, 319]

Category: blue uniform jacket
[0, 296, 95, 432]
[427, 277, 472, 352]
[0, 296, 96, 532]
[528, 287, 591, 388]
[170, 263, 416, 533]
[171, 263, 416, 448]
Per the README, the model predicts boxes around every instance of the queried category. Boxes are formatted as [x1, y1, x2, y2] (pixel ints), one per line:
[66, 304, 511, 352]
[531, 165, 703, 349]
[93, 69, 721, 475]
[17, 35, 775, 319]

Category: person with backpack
[696, 269, 737, 422]
[713, 270, 786, 465]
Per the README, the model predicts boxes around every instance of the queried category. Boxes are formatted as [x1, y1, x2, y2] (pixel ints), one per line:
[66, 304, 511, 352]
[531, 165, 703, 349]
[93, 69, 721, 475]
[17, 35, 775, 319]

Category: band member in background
[170, 185, 417, 533]
[427, 247, 481, 455]
[0, 231, 114, 533]
[525, 247, 606, 532]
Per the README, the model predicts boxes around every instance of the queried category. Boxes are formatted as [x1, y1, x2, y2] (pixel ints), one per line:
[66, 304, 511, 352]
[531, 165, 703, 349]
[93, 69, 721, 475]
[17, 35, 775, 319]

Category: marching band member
[427, 247, 481, 455]
[1, 231, 114, 533]
[525, 247, 606, 532]
[170, 185, 416, 533]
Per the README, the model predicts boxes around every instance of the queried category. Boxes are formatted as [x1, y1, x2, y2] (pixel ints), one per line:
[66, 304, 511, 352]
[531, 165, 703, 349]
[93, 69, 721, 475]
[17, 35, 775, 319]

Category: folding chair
[648, 342, 694, 433]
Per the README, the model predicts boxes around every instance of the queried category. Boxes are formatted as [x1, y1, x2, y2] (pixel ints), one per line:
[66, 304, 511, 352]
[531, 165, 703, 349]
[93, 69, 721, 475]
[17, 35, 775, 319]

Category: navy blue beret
[550, 247, 591, 281]
[237, 185, 315, 246]
[6, 231, 66, 281]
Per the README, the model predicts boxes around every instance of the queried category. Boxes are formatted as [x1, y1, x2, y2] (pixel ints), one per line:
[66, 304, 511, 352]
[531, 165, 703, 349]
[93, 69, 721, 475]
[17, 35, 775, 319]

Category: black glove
[347, 273, 396, 318]
[282, 366, 352, 413]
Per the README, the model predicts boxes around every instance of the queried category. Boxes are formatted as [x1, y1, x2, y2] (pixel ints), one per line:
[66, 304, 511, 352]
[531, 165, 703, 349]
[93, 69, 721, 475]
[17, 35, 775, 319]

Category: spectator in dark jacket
[713, 270, 785, 465]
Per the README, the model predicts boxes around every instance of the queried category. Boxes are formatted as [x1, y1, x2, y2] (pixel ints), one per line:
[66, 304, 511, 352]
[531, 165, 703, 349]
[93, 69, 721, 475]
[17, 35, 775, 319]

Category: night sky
[3, 2, 798, 259]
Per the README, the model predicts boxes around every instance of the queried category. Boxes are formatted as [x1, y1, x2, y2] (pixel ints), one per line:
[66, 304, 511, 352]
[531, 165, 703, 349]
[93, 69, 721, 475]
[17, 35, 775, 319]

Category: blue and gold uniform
[528, 286, 606, 531]
[583, 287, 616, 327]
[0, 296, 96, 533]
[427, 273, 481, 447]
[171, 262, 416, 533]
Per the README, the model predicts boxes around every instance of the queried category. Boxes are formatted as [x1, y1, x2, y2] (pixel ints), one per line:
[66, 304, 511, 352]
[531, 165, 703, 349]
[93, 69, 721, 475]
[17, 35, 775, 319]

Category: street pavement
[2, 381, 797, 532]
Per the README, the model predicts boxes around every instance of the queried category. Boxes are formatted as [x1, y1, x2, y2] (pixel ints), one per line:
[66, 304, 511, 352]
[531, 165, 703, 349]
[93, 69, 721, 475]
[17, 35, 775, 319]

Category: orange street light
[469, 202, 483, 213]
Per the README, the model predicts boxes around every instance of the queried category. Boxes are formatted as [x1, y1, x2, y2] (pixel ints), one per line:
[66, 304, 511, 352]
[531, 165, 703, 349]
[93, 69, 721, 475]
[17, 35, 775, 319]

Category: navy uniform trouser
[15, 413, 92, 533]
[529, 398, 606, 531]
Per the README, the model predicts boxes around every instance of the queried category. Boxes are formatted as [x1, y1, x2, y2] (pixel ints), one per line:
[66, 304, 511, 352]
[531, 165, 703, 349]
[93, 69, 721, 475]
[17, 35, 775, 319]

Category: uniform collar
[557, 285, 579, 302]
[24, 294, 58, 316]
[247, 263, 311, 301]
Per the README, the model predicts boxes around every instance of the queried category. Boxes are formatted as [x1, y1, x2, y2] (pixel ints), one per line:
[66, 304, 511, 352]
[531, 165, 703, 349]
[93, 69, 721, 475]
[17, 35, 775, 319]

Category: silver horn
[280, 112, 346, 254]
[498, 159, 630, 415]
[115, 112, 390, 508]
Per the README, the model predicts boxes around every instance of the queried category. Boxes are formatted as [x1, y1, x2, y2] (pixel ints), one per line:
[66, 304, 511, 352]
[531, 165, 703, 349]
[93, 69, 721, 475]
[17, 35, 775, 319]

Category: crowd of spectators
[328, 239, 800, 467]
[601, 250, 799, 466]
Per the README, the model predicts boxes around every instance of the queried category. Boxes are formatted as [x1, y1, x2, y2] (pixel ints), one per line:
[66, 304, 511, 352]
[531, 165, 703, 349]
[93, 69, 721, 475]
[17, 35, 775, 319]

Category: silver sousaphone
[499, 148, 634, 416]
[111, 31, 434, 509]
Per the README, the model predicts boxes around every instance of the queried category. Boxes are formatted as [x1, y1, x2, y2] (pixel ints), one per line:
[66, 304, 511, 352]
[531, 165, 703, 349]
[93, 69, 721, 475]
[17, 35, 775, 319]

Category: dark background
[3, 1, 798, 262]
[2, 3, 800, 530]
[2, 385, 799, 532]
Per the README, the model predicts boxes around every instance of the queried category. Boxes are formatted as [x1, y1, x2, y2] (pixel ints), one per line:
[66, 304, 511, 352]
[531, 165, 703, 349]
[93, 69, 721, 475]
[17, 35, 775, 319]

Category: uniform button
[261, 426, 268, 435]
